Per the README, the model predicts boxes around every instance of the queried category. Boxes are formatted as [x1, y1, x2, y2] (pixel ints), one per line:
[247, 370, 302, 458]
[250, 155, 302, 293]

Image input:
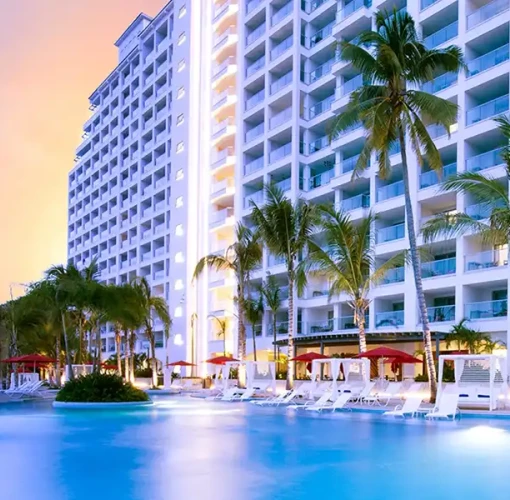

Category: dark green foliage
[55, 372, 149, 403]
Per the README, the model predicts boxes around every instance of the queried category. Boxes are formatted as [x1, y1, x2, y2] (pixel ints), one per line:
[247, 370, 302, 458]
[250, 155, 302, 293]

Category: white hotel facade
[68, 0, 510, 378]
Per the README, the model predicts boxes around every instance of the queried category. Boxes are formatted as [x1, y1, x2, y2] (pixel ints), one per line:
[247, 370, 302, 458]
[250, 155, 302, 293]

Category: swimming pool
[1, 396, 509, 500]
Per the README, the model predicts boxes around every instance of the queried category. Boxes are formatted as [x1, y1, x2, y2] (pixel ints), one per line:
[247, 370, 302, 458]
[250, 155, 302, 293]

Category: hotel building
[68, 0, 510, 378]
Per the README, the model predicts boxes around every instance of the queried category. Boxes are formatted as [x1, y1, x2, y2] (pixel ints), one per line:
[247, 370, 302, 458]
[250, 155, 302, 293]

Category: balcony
[421, 0, 440, 9]
[213, 87, 236, 111]
[466, 94, 509, 125]
[423, 21, 458, 49]
[271, 36, 293, 61]
[380, 266, 405, 285]
[213, 0, 237, 24]
[304, 59, 335, 85]
[340, 193, 370, 212]
[338, 0, 372, 21]
[465, 248, 509, 271]
[244, 190, 264, 209]
[268, 254, 286, 267]
[307, 135, 329, 155]
[377, 180, 404, 202]
[246, 0, 264, 15]
[211, 178, 235, 199]
[306, 21, 335, 49]
[422, 257, 456, 278]
[337, 315, 369, 331]
[212, 147, 235, 170]
[212, 56, 236, 83]
[244, 156, 264, 175]
[375, 310, 404, 328]
[245, 123, 264, 143]
[419, 163, 457, 189]
[309, 169, 335, 190]
[246, 55, 265, 78]
[467, 0, 510, 31]
[342, 154, 361, 174]
[467, 44, 509, 77]
[246, 23, 266, 47]
[274, 178, 291, 192]
[466, 201, 505, 220]
[212, 117, 236, 140]
[340, 74, 363, 97]
[465, 299, 508, 320]
[271, 1, 293, 26]
[270, 108, 292, 129]
[270, 142, 292, 163]
[307, 95, 335, 120]
[245, 89, 265, 111]
[209, 207, 234, 228]
[426, 305, 455, 323]
[270, 71, 293, 95]
[422, 72, 458, 94]
[153, 270, 165, 280]
[465, 147, 504, 172]
[377, 223, 405, 244]
[302, 0, 330, 14]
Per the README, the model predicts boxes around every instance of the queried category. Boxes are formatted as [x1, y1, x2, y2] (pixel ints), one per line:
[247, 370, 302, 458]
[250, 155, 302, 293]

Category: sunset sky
[0, 0, 165, 301]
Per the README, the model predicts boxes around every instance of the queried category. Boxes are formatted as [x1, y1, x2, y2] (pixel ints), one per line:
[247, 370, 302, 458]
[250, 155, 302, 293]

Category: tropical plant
[209, 314, 228, 356]
[330, 10, 464, 400]
[446, 319, 505, 354]
[193, 223, 262, 360]
[132, 277, 171, 388]
[251, 183, 319, 388]
[244, 294, 264, 362]
[302, 209, 407, 352]
[260, 274, 282, 364]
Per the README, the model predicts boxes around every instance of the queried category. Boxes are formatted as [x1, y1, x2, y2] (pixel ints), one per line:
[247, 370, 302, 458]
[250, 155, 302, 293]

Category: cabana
[310, 358, 370, 394]
[438, 354, 508, 411]
[245, 361, 276, 393]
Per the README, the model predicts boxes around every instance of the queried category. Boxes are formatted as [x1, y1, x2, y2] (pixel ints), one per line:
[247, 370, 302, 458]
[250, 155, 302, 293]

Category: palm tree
[133, 277, 172, 388]
[244, 294, 264, 362]
[209, 314, 228, 356]
[251, 183, 319, 388]
[330, 10, 464, 400]
[193, 223, 262, 360]
[446, 319, 505, 355]
[260, 274, 282, 364]
[302, 208, 407, 353]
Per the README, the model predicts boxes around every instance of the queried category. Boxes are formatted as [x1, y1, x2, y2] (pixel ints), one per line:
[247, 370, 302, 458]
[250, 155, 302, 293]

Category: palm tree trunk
[95, 322, 102, 372]
[273, 313, 277, 372]
[251, 323, 257, 361]
[129, 330, 135, 383]
[55, 333, 61, 387]
[115, 328, 122, 376]
[237, 289, 247, 360]
[287, 276, 295, 390]
[399, 127, 437, 402]
[124, 331, 130, 381]
[149, 330, 158, 388]
[355, 306, 367, 353]
[78, 311, 84, 364]
[61, 312, 74, 381]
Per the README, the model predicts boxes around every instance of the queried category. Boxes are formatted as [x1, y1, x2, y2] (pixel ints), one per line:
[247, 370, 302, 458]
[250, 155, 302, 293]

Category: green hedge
[56, 372, 149, 403]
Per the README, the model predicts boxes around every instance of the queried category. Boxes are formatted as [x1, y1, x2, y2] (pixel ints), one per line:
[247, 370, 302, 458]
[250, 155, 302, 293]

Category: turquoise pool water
[1, 396, 510, 500]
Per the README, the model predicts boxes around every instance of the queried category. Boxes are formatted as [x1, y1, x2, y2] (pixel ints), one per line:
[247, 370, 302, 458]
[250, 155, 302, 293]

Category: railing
[422, 72, 458, 94]
[377, 180, 404, 202]
[467, 44, 509, 77]
[341, 74, 363, 96]
[337, 315, 368, 330]
[426, 305, 455, 323]
[270, 71, 293, 94]
[244, 156, 264, 175]
[465, 248, 509, 271]
[308, 319, 334, 334]
[213, 86, 235, 110]
[302, 0, 329, 14]
[465, 299, 508, 320]
[342, 154, 361, 173]
[466, 94, 509, 125]
[245, 123, 264, 143]
[244, 191, 264, 209]
[467, 0, 510, 31]
[212, 117, 235, 139]
[271, 35, 293, 61]
[268, 254, 286, 267]
[307, 21, 334, 49]
[338, 0, 372, 21]
[465, 201, 505, 220]
[419, 163, 457, 189]
[305, 58, 335, 84]
[246, 55, 265, 78]
[274, 178, 291, 192]
[375, 310, 404, 328]
[422, 257, 456, 278]
[309, 169, 335, 190]
[211, 178, 234, 196]
[379, 266, 405, 285]
[213, 0, 233, 24]
[245, 89, 265, 110]
[377, 223, 405, 244]
[307, 95, 334, 119]
[269, 142, 292, 162]
[421, 0, 439, 9]
[210, 207, 234, 226]
[308, 135, 329, 154]
[466, 147, 504, 172]
[212, 147, 234, 168]
[270, 107, 292, 129]
[213, 26, 236, 51]
[246, 0, 264, 15]
[212, 56, 236, 81]
[340, 193, 370, 211]
[272, 1, 293, 26]
[246, 23, 266, 46]
[423, 21, 458, 49]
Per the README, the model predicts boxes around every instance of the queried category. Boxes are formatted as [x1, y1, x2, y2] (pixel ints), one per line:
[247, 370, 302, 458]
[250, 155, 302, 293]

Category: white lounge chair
[219, 387, 241, 401]
[288, 391, 334, 410]
[307, 391, 352, 412]
[364, 382, 403, 406]
[383, 395, 423, 418]
[233, 387, 256, 401]
[253, 390, 291, 406]
[352, 381, 376, 404]
[425, 393, 460, 420]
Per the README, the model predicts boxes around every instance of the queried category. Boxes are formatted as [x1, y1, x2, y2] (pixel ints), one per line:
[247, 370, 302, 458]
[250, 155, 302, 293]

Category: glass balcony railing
[245, 89, 265, 111]
[307, 21, 334, 49]
[375, 310, 404, 328]
[465, 147, 504, 172]
[274, 178, 291, 192]
[306, 58, 335, 84]
[419, 163, 457, 189]
[271, 36, 293, 61]
[308, 135, 329, 154]
[270, 71, 293, 95]
[467, 44, 509, 77]
[422, 72, 458, 94]
[423, 21, 458, 49]
[341, 74, 363, 96]
[244, 156, 264, 176]
[245, 123, 264, 143]
[270, 107, 292, 129]
[342, 154, 361, 173]
[427, 305, 455, 323]
[340, 193, 370, 212]
[246, 55, 265, 78]
[465, 299, 508, 320]
[377, 223, 405, 244]
[380, 266, 405, 284]
[246, 0, 264, 14]
[336, 315, 369, 330]
[466, 94, 509, 125]
[467, 0, 510, 31]
[301, 0, 329, 14]
[269, 142, 292, 163]
[339, 0, 372, 21]
[421, 0, 440, 9]
[466, 201, 505, 220]
[307, 95, 335, 119]
[244, 191, 264, 209]
[268, 254, 286, 267]
[246, 23, 266, 46]
[308, 319, 335, 334]
[271, 1, 293, 26]
[377, 180, 404, 202]
[422, 257, 456, 278]
[309, 169, 335, 190]
[465, 248, 509, 271]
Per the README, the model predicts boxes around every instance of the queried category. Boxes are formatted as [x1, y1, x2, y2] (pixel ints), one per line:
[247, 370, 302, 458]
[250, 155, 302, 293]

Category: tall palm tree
[330, 10, 464, 400]
[251, 184, 319, 388]
[301, 208, 407, 353]
[209, 314, 228, 356]
[133, 277, 172, 388]
[260, 274, 282, 364]
[446, 319, 504, 355]
[244, 294, 264, 362]
[194, 223, 262, 360]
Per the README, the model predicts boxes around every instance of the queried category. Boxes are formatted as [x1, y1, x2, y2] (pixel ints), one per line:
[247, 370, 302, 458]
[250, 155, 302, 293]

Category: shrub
[56, 372, 150, 403]
[134, 367, 153, 378]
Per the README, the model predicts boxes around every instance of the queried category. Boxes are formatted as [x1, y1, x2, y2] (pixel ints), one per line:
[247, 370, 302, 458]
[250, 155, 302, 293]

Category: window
[173, 333, 184, 346]
[174, 306, 183, 317]
[175, 224, 184, 236]
[177, 60, 186, 72]
[176, 196, 183, 208]
[178, 5, 186, 18]
[176, 169, 184, 180]
[176, 141, 184, 153]
[176, 113, 184, 126]
[175, 252, 184, 263]
[177, 86, 185, 99]
[174, 279, 184, 290]
[178, 32, 186, 46]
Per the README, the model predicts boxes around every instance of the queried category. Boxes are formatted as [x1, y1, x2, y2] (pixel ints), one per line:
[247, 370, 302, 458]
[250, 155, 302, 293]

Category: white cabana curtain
[342, 360, 352, 384]
[245, 361, 256, 389]
[331, 359, 341, 392]
[310, 360, 320, 394]
[454, 358, 465, 384]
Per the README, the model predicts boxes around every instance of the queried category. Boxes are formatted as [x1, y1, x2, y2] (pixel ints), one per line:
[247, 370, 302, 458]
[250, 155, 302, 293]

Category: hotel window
[174, 306, 183, 317]
[176, 196, 183, 208]
[177, 113, 184, 126]
[175, 252, 184, 263]
[176, 141, 184, 153]
[177, 86, 185, 99]
[175, 279, 184, 290]
[175, 224, 184, 236]
[178, 32, 186, 46]
[177, 60, 185, 72]
[176, 169, 184, 180]
[178, 5, 186, 18]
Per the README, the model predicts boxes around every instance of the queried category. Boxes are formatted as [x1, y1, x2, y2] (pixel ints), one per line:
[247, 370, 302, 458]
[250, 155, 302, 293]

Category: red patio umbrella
[355, 346, 419, 361]
[290, 352, 328, 362]
[167, 360, 196, 367]
[205, 355, 240, 365]
[1, 354, 56, 364]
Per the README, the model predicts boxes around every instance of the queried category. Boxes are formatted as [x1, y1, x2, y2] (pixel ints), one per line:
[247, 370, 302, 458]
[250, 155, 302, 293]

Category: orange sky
[0, 0, 165, 301]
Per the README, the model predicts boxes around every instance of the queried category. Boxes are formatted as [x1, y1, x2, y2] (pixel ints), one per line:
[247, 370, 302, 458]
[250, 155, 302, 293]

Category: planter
[52, 400, 154, 410]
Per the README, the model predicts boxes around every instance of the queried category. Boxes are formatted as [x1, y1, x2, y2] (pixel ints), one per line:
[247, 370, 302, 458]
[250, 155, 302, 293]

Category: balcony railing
[270, 71, 293, 95]
[245, 123, 264, 143]
[246, 23, 266, 46]
[465, 299, 508, 320]
[268, 254, 286, 267]
[422, 72, 458, 94]
[466, 201, 505, 220]
[212, 117, 235, 139]
[421, 0, 439, 9]
[467, 44, 509, 77]
[466, 94, 509, 125]
[377, 180, 404, 202]
[341, 74, 363, 96]
[213, 86, 236, 110]
[271, 1, 293, 26]
[245, 89, 265, 111]
[213, 26, 237, 52]
[308, 135, 329, 154]
[244, 156, 264, 175]
[307, 95, 334, 119]
[380, 266, 405, 284]
[271, 36, 293, 61]
[338, 0, 372, 21]
[309, 169, 335, 190]
[304, 58, 335, 84]
[212, 56, 236, 81]
[465, 248, 509, 271]
[377, 223, 405, 244]
[465, 147, 504, 172]
[419, 163, 457, 189]
[467, 0, 510, 31]
[375, 310, 404, 328]
[212, 147, 234, 169]
[306, 21, 334, 49]
[246, 0, 264, 14]
[274, 178, 291, 192]
[301, 0, 329, 14]
[427, 305, 455, 323]
[210, 207, 234, 226]
[423, 21, 458, 49]
[337, 315, 369, 330]
[339, 193, 370, 212]
[422, 257, 456, 278]
[270, 107, 292, 129]
[246, 55, 265, 78]
[342, 154, 361, 173]
[244, 191, 264, 209]
[269, 142, 292, 163]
